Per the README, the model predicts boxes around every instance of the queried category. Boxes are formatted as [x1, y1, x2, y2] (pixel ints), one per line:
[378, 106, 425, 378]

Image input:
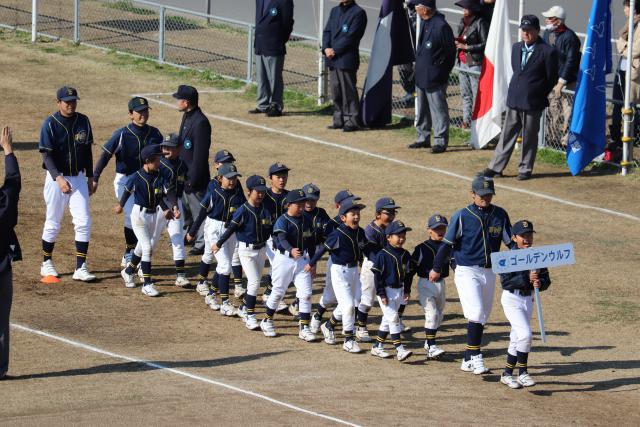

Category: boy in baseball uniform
[499, 220, 550, 389]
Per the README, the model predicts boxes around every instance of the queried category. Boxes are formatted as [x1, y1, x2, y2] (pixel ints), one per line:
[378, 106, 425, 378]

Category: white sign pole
[534, 286, 547, 343]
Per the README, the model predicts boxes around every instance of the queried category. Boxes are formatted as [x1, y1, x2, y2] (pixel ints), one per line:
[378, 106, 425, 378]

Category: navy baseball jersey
[372, 245, 415, 294]
[122, 169, 166, 209]
[39, 111, 94, 177]
[263, 189, 289, 222]
[199, 180, 246, 222]
[364, 220, 386, 257]
[272, 213, 315, 253]
[309, 223, 372, 266]
[225, 202, 273, 245]
[412, 239, 449, 279]
[303, 206, 332, 243]
[159, 157, 188, 199]
[102, 124, 163, 175]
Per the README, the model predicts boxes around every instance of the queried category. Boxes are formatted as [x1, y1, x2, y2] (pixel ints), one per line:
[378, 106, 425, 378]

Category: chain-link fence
[1, 0, 637, 168]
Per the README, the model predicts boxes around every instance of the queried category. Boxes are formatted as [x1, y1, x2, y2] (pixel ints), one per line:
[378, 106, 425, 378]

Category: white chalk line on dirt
[139, 95, 640, 223]
[10, 323, 361, 427]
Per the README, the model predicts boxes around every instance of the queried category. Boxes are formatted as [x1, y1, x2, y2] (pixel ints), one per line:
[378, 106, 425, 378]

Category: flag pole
[622, 0, 636, 176]
[317, 0, 328, 106]
[414, 10, 421, 128]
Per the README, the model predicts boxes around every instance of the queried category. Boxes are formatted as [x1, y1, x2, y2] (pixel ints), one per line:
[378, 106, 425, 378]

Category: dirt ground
[0, 34, 639, 426]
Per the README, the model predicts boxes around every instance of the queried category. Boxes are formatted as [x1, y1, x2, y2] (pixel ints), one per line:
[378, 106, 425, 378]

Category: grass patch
[537, 147, 566, 166]
[208, 22, 249, 36]
[591, 299, 640, 323]
[104, 1, 156, 16]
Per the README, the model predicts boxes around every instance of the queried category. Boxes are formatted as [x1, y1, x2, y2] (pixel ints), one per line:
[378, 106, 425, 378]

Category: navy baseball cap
[128, 96, 150, 112]
[339, 199, 366, 216]
[334, 189, 361, 205]
[218, 163, 241, 178]
[427, 214, 448, 229]
[141, 144, 162, 162]
[471, 175, 495, 196]
[375, 197, 400, 212]
[246, 175, 268, 191]
[512, 219, 536, 235]
[214, 149, 235, 163]
[172, 85, 198, 103]
[407, 0, 436, 8]
[286, 189, 309, 204]
[160, 133, 180, 148]
[303, 183, 321, 201]
[386, 220, 412, 236]
[520, 15, 540, 30]
[268, 162, 290, 176]
[57, 86, 79, 102]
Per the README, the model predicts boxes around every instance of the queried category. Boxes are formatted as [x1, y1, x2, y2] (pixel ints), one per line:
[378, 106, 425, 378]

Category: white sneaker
[288, 302, 299, 317]
[427, 344, 445, 359]
[396, 345, 413, 362]
[371, 345, 392, 359]
[233, 284, 246, 299]
[220, 300, 237, 317]
[141, 283, 160, 297]
[460, 358, 475, 373]
[205, 293, 220, 310]
[471, 354, 490, 375]
[310, 314, 322, 334]
[245, 315, 260, 331]
[399, 320, 411, 333]
[137, 265, 144, 282]
[320, 322, 336, 345]
[355, 326, 372, 342]
[260, 318, 276, 337]
[40, 260, 59, 277]
[276, 300, 288, 312]
[517, 372, 536, 387]
[121, 269, 136, 288]
[501, 374, 522, 389]
[342, 340, 361, 354]
[175, 274, 191, 288]
[237, 306, 248, 321]
[120, 256, 128, 268]
[298, 326, 317, 342]
[196, 281, 211, 296]
[72, 263, 96, 282]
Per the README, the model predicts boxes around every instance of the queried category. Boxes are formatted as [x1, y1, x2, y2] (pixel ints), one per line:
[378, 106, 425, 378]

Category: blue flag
[360, 0, 414, 128]
[566, 0, 613, 175]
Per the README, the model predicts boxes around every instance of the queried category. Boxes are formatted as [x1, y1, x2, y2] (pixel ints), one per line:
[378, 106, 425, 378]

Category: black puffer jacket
[456, 15, 489, 67]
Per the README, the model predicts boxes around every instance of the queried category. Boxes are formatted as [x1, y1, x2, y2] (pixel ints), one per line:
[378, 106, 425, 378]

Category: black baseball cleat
[481, 168, 502, 178]
[517, 172, 532, 181]
[266, 107, 283, 117]
[327, 124, 343, 130]
[248, 108, 266, 114]
[431, 145, 447, 154]
[343, 124, 361, 132]
[408, 142, 430, 149]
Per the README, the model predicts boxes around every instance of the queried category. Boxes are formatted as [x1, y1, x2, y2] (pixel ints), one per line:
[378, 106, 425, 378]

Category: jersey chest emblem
[75, 130, 88, 144]
[184, 139, 193, 150]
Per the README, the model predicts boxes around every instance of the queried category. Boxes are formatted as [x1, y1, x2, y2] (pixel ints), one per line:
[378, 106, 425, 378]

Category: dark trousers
[330, 67, 360, 127]
[0, 268, 12, 377]
[183, 191, 205, 250]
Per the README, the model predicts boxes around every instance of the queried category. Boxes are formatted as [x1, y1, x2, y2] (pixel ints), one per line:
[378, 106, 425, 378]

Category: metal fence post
[159, 6, 166, 63]
[31, 0, 37, 42]
[73, 0, 80, 44]
[317, 0, 327, 105]
[246, 25, 254, 83]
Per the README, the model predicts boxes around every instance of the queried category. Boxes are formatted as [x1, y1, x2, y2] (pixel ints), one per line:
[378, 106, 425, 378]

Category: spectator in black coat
[250, 0, 294, 117]
[322, 0, 367, 132]
[174, 85, 212, 255]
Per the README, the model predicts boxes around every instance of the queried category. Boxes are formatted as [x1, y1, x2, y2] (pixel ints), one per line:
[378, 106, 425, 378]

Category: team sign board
[490, 243, 576, 274]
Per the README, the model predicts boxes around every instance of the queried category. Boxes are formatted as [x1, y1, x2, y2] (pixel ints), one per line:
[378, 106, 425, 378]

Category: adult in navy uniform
[322, 0, 367, 132]
[250, 0, 294, 117]
[174, 85, 212, 255]
[0, 127, 21, 381]
[408, 0, 456, 153]
[482, 15, 558, 181]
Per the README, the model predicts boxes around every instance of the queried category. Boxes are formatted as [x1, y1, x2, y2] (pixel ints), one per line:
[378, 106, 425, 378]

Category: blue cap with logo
[520, 14, 540, 30]
[268, 162, 290, 176]
[339, 199, 366, 216]
[141, 144, 163, 162]
[160, 133, 180, 148]
[375, 197, 400, 212]
[246, 175, 268, 191]
[512, 219, 535, 235]
[334, 189, 361, 204]
[218, 163, 241, 178]
[427, 214, 448, 229]
[128, 96, 150, 112]
[214, 149, 235, 164]
[302, 183, 321, 201]
[57, 86, 79, 102]
[385, 220, 412, 236]
[472, 175, 496, 196]
[286, 188, 309, 204]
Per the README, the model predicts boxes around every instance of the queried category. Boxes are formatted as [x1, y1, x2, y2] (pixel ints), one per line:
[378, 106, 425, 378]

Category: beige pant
[547, 82, 576, 147]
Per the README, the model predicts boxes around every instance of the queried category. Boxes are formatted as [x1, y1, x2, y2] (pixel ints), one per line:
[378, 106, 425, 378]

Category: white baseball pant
[330, 264, 360, 333]
[318, 257, 337, 308]
[501, 290, 534, 354]
[418, 277, 446, 329]
[42, 173, 91, 243]
[357, 257, 376, 311]
[267, 251, 312, 313]
[238, 242, 267, 297]
[454, 266, 496, 325]
[202, 218, 236, 275]
[232, 242, 240, 269]
[151, 199, 186, 261]
[376, 287, 403, 335]
[130, 204, 159, 262]
[114, 172, 134, 229]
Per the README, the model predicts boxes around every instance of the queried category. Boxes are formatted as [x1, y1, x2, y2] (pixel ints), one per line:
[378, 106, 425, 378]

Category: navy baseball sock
[197, 262, 210, 282]
[390, 333, 402, 349]
[265, 307, 276, 319]
[316, 304, 327, 319]
[42, 240, 55, 262]
[356, 308, 368, 327]
[175, 259, 185, 275]
[465, 322, 484, 360]
[264, 275, 273, 295]
[124, 227, 137, 255]
[425, 328, 438, 347]
[376, 330, 389, 347]
[218, 274, 230, 302]
[75, 241, 89, 269]
[299, 312, 311, 328]
[344, 330, 355, 342]
[140, 261, 152, 285]
[516, 351, 529, 375]
[504, 353, 517, 376]
[125, 254, 141, 274]
[212, 272, 220, 293]
[232, 264, 242, 281]
[244, 294, 257, 313]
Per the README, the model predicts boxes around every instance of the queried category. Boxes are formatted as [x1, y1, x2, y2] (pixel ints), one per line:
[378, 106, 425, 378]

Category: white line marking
[141, 96, 640, 223]
[139, 89, 243, 96]
[10, 323, 361, 427]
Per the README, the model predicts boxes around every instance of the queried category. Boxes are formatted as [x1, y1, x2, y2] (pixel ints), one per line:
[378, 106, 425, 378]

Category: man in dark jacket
[542, 5, 581, 147]
[408, 0, 456, 153]
[0, 126, 21, 381]
[322, 0, 367, 132]
[250, 0, 294, 117]
[174, 85, 212, 255]
[483, 15, 558, 180]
